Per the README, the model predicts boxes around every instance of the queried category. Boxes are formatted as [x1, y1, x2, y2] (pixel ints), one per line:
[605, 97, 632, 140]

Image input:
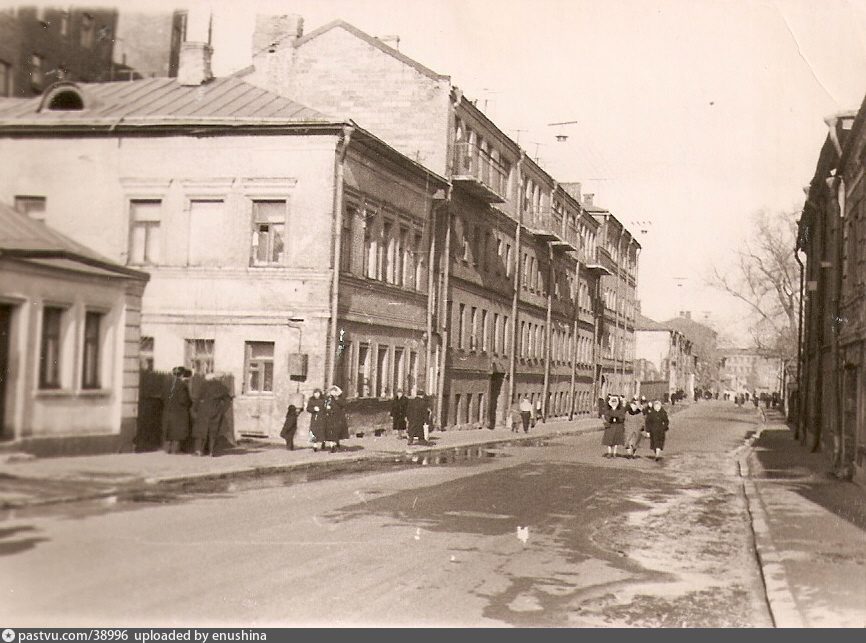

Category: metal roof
[0, 201, 148, 280]
[0, 76, 334, 127]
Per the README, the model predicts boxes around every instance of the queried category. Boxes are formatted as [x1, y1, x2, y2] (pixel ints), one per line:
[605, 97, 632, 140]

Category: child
[280, 404, 300, 450]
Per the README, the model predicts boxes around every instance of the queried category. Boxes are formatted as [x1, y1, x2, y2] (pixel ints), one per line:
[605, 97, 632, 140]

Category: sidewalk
[740, 409, 866, 628]
[0, 414, 604, 509]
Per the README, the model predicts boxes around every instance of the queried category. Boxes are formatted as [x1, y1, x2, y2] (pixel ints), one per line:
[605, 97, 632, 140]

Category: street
[1, 402, 772, 627]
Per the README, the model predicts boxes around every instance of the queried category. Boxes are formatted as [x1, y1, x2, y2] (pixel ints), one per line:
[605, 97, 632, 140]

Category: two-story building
[635, 313, 694, 401]
[0, 42, 447, 439]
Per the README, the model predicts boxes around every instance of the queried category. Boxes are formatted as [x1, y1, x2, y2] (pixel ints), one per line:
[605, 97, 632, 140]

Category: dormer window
[39, 83, 86, 111]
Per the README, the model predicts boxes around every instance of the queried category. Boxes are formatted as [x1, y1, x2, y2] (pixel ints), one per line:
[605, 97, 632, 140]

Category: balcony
[451, 141, 508, 203]
[523, 208, 579, 252]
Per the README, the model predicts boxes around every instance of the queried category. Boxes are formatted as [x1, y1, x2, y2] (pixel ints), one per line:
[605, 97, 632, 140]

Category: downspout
[793, 243, 805, 439]
[506, 152, 526, 413]
[568, 255, 580, 420]
[542, 242, 553, 420]
[831, 174, 848, 471]
[325, 124, 353, 389]
[614, 227, 625, 391]
[433, 186, 453, 428]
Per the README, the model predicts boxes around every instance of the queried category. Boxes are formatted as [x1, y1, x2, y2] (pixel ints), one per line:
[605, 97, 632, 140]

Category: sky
[24, 0, 866, 337]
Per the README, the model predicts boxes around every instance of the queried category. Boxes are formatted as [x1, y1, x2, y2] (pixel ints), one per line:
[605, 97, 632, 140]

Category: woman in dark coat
[322, 385, 349, 453]
[307, 389, 325, 448]
[162, 366, 192, 454]
[645, 400, 670, 461]
[601, 395, 626, 458]
[406, 389, 431, 446]
[280, 405, 300, 450]
[191, 375, 233, 457]
[390, 389, 409, 439]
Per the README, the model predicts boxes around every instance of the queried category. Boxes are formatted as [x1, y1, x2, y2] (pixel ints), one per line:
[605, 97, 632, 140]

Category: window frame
[250, 199, 288, 267]
[243, 341, 275, 395]
[81, 310, 104, 390]
[39, 306, 65, 390]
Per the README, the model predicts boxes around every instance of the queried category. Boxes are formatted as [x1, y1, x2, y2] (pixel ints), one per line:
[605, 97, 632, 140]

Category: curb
[736, 421, 807, 628]
[2, 421, 605, 509]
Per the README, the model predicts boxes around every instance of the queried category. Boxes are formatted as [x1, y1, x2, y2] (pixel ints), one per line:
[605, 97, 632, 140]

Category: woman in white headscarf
[322, 385, 349, 453]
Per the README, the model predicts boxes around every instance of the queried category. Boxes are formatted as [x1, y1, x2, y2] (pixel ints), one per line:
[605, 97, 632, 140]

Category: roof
[0, 76, 335, 128]
[0, 202, 148, 280]
[635, 313, 670, 332]
[291, 20, 450, 83]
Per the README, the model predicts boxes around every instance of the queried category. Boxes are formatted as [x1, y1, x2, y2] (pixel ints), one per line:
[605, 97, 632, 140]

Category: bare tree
[709, 209, 800, 360]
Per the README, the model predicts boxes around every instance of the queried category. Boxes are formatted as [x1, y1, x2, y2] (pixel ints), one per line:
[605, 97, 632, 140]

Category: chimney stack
[253, 14, 304, 54]
[377, 34, 401, 50]
[177, 41, 213, 86]
[583, 193, 594, 206]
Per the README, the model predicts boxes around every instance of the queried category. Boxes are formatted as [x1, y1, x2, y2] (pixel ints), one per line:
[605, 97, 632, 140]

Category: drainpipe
[568, 256, 580, 420]
[614, 227, 625, 391]
[506, 152, 526, 414]
[830, 174, 848, 472]
[433, 186, 452, 428]
[542, 242, 553, 420]
[793, 243, 805, 439]
[325, 125, 353, 389]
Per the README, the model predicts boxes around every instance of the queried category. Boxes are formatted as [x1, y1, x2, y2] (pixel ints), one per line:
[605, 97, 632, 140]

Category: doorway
[0, 304, 12, 440]
[488, 372, 505, 429]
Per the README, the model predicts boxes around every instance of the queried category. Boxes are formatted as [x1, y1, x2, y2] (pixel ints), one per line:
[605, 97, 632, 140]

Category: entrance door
[0, 304, 11, 440]
[488, 373, 505, 429]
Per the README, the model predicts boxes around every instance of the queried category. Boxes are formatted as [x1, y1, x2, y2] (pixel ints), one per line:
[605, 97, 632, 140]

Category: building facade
[799, 103, 865, 482]
[719, 349, 783, 398]
[242, 16, 639, 427]
[0, 201, 148, 454]
[0, 54, 447, 440]
[635, 314, 694, 400]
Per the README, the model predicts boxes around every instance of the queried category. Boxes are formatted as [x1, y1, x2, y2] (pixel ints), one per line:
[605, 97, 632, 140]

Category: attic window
[47, 90, 84, 110]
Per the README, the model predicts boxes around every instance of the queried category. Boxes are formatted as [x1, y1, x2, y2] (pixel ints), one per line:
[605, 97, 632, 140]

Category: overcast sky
[29, 0, 866, 338]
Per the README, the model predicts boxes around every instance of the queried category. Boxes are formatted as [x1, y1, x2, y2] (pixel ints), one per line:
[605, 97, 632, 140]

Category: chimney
[177, 41, 213, 86]
[253, 14, 304, 55]
[377, 34, 401, 50]
[583, 193, 594, 206]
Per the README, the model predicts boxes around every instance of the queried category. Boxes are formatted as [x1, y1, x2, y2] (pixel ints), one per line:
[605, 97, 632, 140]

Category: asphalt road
[0, 401, 773, 627]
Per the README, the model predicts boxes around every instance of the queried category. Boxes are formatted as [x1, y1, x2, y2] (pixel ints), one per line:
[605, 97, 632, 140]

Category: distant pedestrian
[406, 389, 431, 446]
[519, 397, 533, 433]
[597, 397, 606, 418]
[191, 374, 233, 457]
[390, 389, 409, 439]
[162, 366, 192, 454]
[601, 395, 626, 458]
[535, 399, 544, 425]
[280, 404, 300, 450]
[624, 396, 644, 459]
[645, 400, 670, 461]
[322, 385, 348, 453]
[307, 389, 325, 450]
[509, 404, 522, 433]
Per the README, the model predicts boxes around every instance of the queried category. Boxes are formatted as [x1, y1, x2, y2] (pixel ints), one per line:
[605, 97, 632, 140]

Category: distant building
[0, 6, 118, 97]
[718, 349, 782, 397]
[663, 311, 720, 393]
[111, 9, 187, 80]
[635, 313, 694, 400]
[0, 201, 149, 454]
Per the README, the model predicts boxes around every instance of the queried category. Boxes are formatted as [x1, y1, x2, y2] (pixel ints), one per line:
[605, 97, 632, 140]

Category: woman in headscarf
[307, 388, 325, 451]
[406, 389, 432, 446]
[162, 366, 192, 454]
[645, 399, 670, 461]
[601, 394, 626, 458]
[322, 385, 349, 453]
[191, 373, 233, 457]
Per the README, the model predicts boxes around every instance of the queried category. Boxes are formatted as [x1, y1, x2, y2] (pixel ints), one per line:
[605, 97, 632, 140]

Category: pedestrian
[390, 388, 409, 440]
[307, 389, 325, 451]
[162, 366, 192, 454]
[601, 395, 626, 458]
[322, 385, 349, 453]
[752, 393, 759, 409]
[509, 404, 522, 433]
[406, 389, 432, 446]
[519, 396, 533, 433]
[535, 398, 544, 425]
[597, 397, 606, 418]
[645, 399, 670, 461]
[280, 404, 300, 450]
[624, 395, 644, 459]
[191, 373, 233, 457]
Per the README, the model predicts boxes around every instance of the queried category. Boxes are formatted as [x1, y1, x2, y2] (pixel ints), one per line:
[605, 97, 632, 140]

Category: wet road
[0, 402, 772, 627]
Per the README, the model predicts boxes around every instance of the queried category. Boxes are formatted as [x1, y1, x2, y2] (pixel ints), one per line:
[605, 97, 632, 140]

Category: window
[357, 343, 371, 397]
[60, 12, 69, 36]
[397, 227, 408, 286]
[505, 244, 513, 278]
[184, 339, 214, 375]
[376, 345, 390, 397]
[0, 60, 11, 97]
[453, 393, 461, 425]
[458, 303, 466, 349]
[481, 310, 488, 352]
[128, 199, 161, 265]
[408, 351, 418, 391]
[39, 307, 63, 389]
[244, 341, 274, 394]
[30, 53, 44, 90]
[393, 347, 405, 393]
[503, 316, 509, 354]
[478, 392, 485, 424]
[251, 200, 286, 266]
[14, 195, 46, 221]
[189, 199, 225, 266]
[493, 313, 500, 354]
[364, 216, 377, 279]
[81, 312, 103, 389]
[80, 14, 95, 48]
[413, 232, 424, 291]
[340, 207, 354, 273]
[383, 221, 394, 283]
[140, 336, 154, 371]
[470, 307, 478, 351]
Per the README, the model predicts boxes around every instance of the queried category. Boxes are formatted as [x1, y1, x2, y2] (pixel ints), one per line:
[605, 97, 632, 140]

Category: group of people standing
[161, 366, 234, 457]
[389, 388, 433, 445]
[280, 385, 349, 453]
[601, 394, 669, 461]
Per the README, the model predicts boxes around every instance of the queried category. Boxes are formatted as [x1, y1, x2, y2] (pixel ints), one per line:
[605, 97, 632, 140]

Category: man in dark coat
[322, 385, 349, 453]
[162, 366, 192, 454]
[390, 389, 409, 439]
[191, 375, 233, 457]
[645, 400, 670, 461]
[406, 389, 431, 446]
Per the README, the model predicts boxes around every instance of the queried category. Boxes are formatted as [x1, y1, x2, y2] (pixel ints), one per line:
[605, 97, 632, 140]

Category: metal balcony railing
[523, 207, 580, 252]
[451, 141, 509, 201]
